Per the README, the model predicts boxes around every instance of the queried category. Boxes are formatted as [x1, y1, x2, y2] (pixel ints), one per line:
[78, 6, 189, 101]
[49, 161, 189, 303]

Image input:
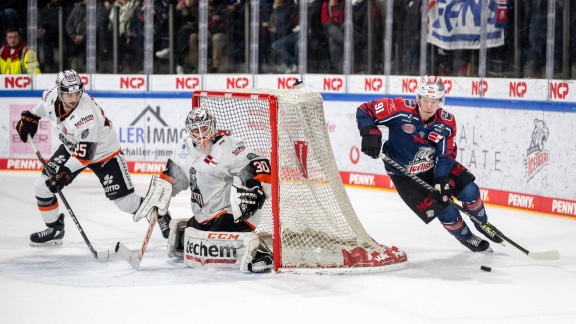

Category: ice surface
[1, 171, 575, 323]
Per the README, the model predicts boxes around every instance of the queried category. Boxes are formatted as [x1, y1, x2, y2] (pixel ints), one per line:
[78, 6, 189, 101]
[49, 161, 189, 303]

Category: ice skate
[157, 212, 172, 239]
[30, 213, 65, 247]
[248, 250, 273, 273]
[460, 234, 492, 252]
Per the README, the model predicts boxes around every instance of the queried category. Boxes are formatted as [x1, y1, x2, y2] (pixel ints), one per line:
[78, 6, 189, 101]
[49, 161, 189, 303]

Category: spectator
[65, 0, 109, 73]
[37, 0, 65, 73]
[321, 0, 345, 73]
[352, 0, 383, 74]
[263, 0, 298, 73]
[223, 0, 247, 72]
[156, 0, 199, 74]
[208, 0, 229, 73]
[0, 27, 41, 74]
[271, 23, 299, 74]
[307, 0, 330, 73]
[397, 0, 421, 76]
[65, 0, 88, 72]
[524, 0, 547, 78]
[108, 0, 141, 73]
[0, 4, 20, 45]
[258, 0, 275, 72]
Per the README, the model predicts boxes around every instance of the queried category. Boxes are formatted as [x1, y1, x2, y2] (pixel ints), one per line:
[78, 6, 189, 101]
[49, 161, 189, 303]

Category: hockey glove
[360, 126, 382, 159]
[46, 165, 73, 193]
[15, 110, 41, 143]
[433, 177, 455, 206]
[233, 179, 266, 222]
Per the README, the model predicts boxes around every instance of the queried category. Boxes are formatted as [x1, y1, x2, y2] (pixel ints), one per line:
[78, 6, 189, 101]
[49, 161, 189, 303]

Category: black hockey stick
[379, 153, 560, 261]
[28, 135, 109, 261]
[115, 208, 157, 270]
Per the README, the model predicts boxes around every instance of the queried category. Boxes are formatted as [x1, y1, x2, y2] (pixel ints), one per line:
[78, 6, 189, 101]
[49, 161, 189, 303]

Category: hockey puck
[480, 266, 492, 272]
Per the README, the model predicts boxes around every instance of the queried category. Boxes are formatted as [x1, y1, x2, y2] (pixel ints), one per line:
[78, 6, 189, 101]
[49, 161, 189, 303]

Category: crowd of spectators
[1, 0, 574, 79]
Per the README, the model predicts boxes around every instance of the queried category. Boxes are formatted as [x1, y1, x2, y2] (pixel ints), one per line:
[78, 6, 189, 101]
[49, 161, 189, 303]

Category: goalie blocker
[167, 219, 272, 273]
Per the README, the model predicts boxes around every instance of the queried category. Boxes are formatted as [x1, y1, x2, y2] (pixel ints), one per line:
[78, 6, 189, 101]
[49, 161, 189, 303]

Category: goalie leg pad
[133, 175, 173, 222]
[167, 218, 190, 258]
[183, 227, 259, 272]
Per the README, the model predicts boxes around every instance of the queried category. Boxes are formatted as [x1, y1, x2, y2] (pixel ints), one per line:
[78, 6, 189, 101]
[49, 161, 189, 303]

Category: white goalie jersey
[160, 134, 271, 228]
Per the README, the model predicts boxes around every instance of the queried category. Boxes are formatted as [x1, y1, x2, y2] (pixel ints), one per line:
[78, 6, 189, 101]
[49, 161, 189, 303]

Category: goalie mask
[56, 69, 84, 99]
[417, 75, 445, 106]
[186, 108, 216, 153]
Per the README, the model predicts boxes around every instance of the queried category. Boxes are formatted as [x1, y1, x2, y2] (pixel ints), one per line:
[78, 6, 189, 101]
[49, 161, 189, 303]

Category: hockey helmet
[186, 108, 216, 152]
[417, 75, 445, 106]
[56, 69, 84, 99]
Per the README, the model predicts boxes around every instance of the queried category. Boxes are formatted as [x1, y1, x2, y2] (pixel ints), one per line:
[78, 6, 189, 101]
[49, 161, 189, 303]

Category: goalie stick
[379, 153, 560, 261]
[115, 208, 158, 270]
[28, 135, 109, 261]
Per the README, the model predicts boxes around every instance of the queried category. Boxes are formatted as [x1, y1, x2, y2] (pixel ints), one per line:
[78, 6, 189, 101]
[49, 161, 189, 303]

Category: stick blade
[96, 250, 110, 262]
[115, 242, 141, 270]
[528, 250, 560, 261]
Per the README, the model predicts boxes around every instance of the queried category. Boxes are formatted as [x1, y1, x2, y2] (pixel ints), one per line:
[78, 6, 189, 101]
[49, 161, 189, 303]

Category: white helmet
[186, 108, 216, 152]
[56, 69, 84, 99]
[417, 75, 445, 106]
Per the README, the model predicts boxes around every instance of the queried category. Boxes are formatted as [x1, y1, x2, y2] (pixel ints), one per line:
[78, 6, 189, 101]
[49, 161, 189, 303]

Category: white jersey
[32, 87, 121, 170]
[163, 135, 271, 227]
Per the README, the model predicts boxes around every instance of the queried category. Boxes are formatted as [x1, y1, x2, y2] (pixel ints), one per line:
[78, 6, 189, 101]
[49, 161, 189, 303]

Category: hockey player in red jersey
[356, 75, 502, 252]
[132, 107, 274, 273]
[15, 70, 170, 247]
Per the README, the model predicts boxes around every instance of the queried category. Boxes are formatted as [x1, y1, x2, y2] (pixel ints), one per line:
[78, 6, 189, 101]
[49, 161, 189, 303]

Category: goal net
[192, 88, 407, 274]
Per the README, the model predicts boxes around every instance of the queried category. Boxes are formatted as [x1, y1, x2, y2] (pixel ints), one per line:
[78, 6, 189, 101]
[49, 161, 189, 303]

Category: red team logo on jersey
[204, 155, 219, 168]
[402, 124, 415, 134]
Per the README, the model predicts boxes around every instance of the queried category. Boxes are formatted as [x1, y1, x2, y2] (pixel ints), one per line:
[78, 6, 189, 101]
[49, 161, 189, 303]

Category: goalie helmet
[417, 75, 445, 106]
[186, 108, 216, 152]
[55, 69, 84, 99]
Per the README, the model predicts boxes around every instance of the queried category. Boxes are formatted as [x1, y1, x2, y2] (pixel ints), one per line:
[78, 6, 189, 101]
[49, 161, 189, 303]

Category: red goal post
[192, 89, 407, 274]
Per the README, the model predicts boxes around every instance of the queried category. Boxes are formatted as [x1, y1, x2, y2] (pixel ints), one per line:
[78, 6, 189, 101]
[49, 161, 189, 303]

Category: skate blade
[29, 239, 63, 247]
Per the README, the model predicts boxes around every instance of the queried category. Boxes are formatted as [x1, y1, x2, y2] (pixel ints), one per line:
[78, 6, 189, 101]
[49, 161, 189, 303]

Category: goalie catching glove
[133, 175, 173, 222]
[230, 177, 266, 222]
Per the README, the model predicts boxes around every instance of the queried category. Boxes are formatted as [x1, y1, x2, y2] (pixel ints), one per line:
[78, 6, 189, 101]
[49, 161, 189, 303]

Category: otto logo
[550, 82, 569, 99]
[176, 77, 200, 89]
[4, 76, 31, 88]
[509, 81, 527, 98]
[277, 77, 298, 89]
[364, 78, 383, 91]
[120, 77, 145, 89]
[401, 78, 418, 93]
[80, 75, 89, 86]
[226, 77, 249, 89]
[323, 77, 343, 91]
[472, 80, 488, 96]
[443, 79, 453, 94]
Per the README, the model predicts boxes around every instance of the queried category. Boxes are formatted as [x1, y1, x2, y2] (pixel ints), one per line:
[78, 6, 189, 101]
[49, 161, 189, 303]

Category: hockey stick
[28, 135, 109, 261]
[379, 153, 560, 261]
[115, 208, 157, 270]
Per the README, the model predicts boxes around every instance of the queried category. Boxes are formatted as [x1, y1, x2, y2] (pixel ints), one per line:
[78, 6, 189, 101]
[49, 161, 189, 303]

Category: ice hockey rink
[1, 171, 574, 324]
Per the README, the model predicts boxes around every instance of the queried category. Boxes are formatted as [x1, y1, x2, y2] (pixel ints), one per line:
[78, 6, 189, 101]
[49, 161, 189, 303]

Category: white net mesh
[193, 89, 407, 273]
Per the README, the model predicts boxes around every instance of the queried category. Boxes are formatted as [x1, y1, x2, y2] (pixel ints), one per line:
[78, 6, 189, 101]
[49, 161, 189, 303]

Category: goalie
[133, 107, 273, 273]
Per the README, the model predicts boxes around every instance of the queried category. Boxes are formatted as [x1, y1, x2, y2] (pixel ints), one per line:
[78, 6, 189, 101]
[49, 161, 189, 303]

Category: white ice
[1, 171, 575, 324]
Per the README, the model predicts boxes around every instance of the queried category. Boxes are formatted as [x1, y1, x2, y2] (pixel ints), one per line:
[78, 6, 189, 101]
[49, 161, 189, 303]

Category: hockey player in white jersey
[133, 107, 273, 273]
[15, 70, 171, 247]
